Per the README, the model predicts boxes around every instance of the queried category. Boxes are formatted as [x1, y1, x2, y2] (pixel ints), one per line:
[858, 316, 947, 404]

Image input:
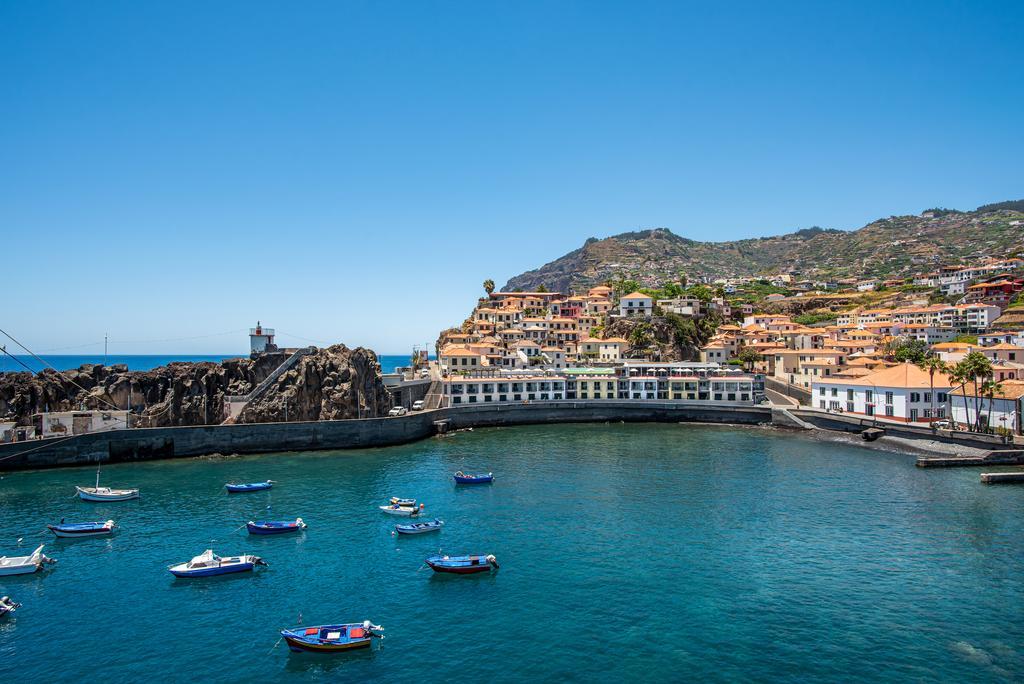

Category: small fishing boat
[168, 549, 267, 578]
[389, 497, 416, 507]
[226, 480, 274, 493]
[76, 464, 139, 501]
[0, 545, 56, 576]
[281, 621, 384, 653]
[424, 553, 498, 574]
[48, 519, 116, 538]
[453, 471, 493, 484]
[395, 518, 444, 535]
[379, 503, 424, 517]
[246, 518, 306, 535]
[0, 596, 20, 617]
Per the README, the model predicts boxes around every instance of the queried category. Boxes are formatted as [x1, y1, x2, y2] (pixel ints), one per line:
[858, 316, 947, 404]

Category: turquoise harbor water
[1, 424, 1022, 682]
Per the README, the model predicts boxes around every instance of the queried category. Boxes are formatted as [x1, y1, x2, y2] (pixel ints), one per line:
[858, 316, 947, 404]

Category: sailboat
[76, 462, 139, 502]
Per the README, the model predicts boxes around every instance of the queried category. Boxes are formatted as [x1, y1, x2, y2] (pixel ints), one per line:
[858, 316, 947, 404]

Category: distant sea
[0, 354, 418, 374]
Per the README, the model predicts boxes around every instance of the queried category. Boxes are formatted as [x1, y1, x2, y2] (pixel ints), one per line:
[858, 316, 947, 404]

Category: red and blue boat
[281, 621, 384, 653]
[453, 471, 493, 484]
[226, 480, 274, 493]
[247, 518, 306, 535]
[425, 553, 499, 574]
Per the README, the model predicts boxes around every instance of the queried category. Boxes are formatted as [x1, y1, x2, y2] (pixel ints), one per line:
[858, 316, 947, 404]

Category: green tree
[536, 284, 548, 293]
[483, 279, 495, 295]
[737, 346, 761, 372]
[628, 322, 654, 354]
[884, 336, 929, 364]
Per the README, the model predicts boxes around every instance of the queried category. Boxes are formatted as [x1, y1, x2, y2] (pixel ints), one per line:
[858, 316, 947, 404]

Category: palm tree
[948, 361, 972, 430]
[953, 352, 993, 431]
[980, 379, 1003, 434]
[483, 279, 495, 295]
[918, 356, 947, 425]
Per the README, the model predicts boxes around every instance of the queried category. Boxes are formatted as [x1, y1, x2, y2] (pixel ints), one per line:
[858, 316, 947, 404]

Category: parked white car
[388, 406, 408, 417]
[411, 400, 425, 411]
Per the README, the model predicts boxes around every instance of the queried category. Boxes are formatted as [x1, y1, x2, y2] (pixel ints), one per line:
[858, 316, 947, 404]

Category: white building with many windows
[811, 362, 951, 423]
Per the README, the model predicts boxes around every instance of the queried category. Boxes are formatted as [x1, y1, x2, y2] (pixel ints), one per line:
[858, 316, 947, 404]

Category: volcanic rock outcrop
[0, 345, 389, 427]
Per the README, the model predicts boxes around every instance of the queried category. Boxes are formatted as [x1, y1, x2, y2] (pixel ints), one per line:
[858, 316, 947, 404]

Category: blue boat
[454, 471, 493, 484]
[395, 518, 444, 535]
[47, 519, 116, 538]
[424, 553, 499, 574]
[281, 621, 384, 653]
[226, 480, 274, 493]
[168, 549, 267, 578]
[247, 518, 306, 535]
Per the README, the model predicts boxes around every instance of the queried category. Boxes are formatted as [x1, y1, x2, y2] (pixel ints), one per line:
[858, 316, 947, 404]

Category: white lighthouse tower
[249, 321, 276, 355]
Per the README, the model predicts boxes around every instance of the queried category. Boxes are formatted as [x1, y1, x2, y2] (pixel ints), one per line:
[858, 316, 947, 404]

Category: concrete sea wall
[0, 401, 772, 471]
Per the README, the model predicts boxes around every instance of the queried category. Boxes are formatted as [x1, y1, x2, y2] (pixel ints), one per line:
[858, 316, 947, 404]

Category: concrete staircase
[222, 346, 316, 423]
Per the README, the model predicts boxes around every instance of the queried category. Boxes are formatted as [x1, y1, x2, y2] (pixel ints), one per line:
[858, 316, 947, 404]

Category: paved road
[766, 388, 800, 407]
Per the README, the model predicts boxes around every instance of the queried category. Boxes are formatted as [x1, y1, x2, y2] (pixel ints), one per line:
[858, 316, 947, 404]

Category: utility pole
[104, 333, 108, 366]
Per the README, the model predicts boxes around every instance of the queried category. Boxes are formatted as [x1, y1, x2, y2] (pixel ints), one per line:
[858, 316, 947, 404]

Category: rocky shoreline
[0, 345, 390, 428]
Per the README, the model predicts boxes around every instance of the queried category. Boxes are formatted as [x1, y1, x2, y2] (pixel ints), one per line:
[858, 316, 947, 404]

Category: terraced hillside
[503, 204, 1024, 293]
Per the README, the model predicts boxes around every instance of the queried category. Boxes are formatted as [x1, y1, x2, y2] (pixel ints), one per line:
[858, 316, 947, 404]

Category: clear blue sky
[2, 1, 1022, 355]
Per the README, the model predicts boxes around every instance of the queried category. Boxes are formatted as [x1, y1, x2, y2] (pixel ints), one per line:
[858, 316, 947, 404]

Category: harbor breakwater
[0, 401, 1011, 471]
[0, 402, 771, 471]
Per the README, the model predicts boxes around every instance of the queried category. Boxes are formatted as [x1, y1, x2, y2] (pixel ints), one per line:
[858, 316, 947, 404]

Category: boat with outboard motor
[246, 518, 306, 535]
[389, 497, 416, 507]
[226, 480, 274, 493]
[168, 549, 267, 578]
[48, 519, 116, 538]
[424, 553, 498, 574]
[0, 596, 20, 617]
[379, 503, 424, 517]
[453, 471, 493, 484]
[0, 545, 56, 576]
[281, 621, 384, 653]
[395, 518, 444, 535]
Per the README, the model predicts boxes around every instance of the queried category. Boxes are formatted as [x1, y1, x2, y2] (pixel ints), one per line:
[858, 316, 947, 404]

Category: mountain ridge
[502, 203, 1024, 293]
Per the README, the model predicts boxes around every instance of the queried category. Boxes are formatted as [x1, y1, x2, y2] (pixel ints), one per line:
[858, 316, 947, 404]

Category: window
[498, 395, 507, 402]
[847, 389, 854, 401]
[866, 390, 873, 402]
[866, 404, 874, 416]
[831, 388, 838, 397]
[937, 392, 947, 403]
[847, 402, 854, 412]
[885, 405, 894, 417]
[909, 392, 919, 403]
[885, 392, 894, 404]
[513, 394, 522, 401]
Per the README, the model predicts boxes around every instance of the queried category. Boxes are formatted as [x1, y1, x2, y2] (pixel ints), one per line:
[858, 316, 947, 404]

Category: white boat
[0, 545, 56, 576]
[76, 464, 139, 501]
[168, 549, 267, 578]
[379, 503, 424, 517]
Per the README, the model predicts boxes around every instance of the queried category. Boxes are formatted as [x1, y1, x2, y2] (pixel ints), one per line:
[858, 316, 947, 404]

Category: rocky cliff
[602, 313, 721, 363]
[236, 345, 390, 423]
[0, 345, 390, 427]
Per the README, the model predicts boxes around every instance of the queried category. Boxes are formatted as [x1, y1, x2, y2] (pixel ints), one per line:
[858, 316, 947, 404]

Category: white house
[598, 337, 629, 361]
[811, 362, 951, 423]
[619, 292, 653, 317]
[32, 410, 132, 438]
[948, 381, 1024, 434]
